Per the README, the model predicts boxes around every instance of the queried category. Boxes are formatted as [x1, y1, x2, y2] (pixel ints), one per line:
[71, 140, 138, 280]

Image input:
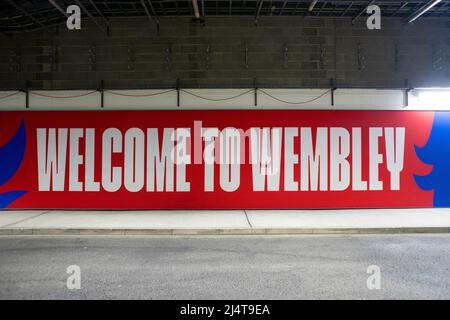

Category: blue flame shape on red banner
[0, 120, 26, 208]
[414, 112, 450, 207]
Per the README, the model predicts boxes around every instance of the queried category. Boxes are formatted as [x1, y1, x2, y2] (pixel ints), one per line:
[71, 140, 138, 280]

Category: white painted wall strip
[0, 88, 448, 110]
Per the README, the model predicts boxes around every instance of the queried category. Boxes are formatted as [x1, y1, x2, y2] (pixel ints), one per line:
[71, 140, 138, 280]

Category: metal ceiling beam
[140, 0, 159, 33]
[28, 0, 53, 26]
[157, 0, 166, 16]
[88, 0, 108, 23]
[341, 2, 354, 16]
[74, 0, 107, 34]
[147, 0, 160, 23]
[390, 2, 409, 17]
[173, 0, 179, 15]
[438, 2, 448, 15]
[102, 1, 116, 17]
[118, 2, 127, 16]
[279, 0, 288, 15]
[4, 15, 27, 32]
[140, 0, 157, 25]
[294, 0, 304, 15]
[439, 2, 449, 15]
[406, 0, 442, 22]
[316, 1, 327, 16]
[6, 0, 51, 32]
[2, 0, 450, 34]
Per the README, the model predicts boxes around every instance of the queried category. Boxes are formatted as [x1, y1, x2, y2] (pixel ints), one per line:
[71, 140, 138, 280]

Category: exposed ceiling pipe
[407, 0, 442, 23]
[308, 0, 320, 12]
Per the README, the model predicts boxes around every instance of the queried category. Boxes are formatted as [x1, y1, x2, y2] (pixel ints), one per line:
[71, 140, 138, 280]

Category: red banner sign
[0, 110, 442, 209]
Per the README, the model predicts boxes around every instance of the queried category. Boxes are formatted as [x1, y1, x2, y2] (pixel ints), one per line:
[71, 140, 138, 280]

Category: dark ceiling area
[1, 0, 450, 33]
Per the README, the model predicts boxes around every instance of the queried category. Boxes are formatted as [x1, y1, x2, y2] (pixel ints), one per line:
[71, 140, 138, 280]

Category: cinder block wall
[0, 16, 449, 89]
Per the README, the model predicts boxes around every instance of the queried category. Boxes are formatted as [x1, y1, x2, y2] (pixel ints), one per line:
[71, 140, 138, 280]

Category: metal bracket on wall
[127, 46, 135, 71]
[357, 42, 366, 71]
[244, 43, 249, 69]
[394, 44, 400, 71]
[48, 45, 59, 72]
[432, 44, 444, 71]
[254, 0, 264, 26]
[205, 45, 211, 69]
[283, 45, 288, 69]
[88, 46, 97, 71]
[9, 45, 22, 72]
[320, 44, 326, 70]
[165, 45, 172, 71]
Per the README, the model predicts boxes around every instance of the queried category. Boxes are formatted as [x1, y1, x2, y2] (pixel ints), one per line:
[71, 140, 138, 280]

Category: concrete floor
[1, 234, 450, 299]
[2, 208, 450, 231]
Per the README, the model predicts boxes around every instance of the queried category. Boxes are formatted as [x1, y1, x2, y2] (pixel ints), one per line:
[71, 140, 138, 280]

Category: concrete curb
[1, 227, 450, 236]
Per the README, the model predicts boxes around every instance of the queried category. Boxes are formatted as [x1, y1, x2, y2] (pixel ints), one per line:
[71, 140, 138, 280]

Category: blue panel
[414, 112, 450, 207]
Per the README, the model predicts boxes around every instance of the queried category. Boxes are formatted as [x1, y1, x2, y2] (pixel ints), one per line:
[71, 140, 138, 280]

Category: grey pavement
[2, 208, 450, 234]
[1, 234, 450, 299]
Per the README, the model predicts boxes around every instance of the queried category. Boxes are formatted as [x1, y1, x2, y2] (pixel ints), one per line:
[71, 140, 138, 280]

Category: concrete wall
[0, 16, 449, 90]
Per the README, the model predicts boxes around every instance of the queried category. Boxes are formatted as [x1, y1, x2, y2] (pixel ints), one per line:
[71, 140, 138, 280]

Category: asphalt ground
[0, 234, 449, 299]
